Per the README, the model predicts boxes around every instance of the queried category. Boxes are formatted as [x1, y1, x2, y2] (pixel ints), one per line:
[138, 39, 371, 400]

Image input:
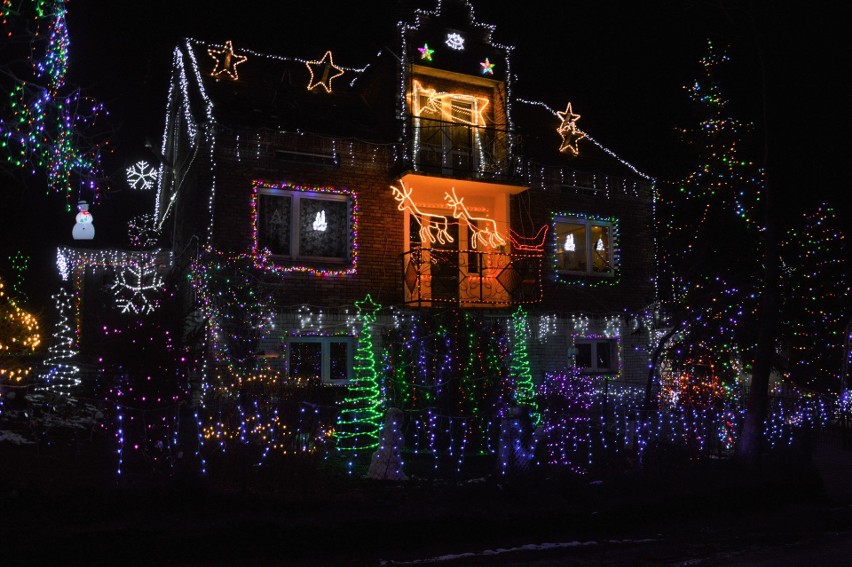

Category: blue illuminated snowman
[72, 201, 95, 240]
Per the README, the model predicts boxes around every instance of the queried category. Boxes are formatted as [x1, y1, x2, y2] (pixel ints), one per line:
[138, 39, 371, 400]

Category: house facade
[142, 0, 657, 461]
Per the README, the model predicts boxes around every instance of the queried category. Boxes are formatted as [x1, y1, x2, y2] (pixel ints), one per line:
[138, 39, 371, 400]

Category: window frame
[553, 215, 616, 277]
[282, 335, 354, 385]
[572, 338, 619, 375]
[255, 185, 353, 265]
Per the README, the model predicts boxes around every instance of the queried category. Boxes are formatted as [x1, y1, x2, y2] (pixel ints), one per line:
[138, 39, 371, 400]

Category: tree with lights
[0, 274, 41, 385]
[37, 286, 79, 394]
[0, 0, 108, 207]
[509, 306, 539, 424]
[653, 40, 764, 414]
[780, 204, 849, 394]
[335, 294, 384, 458]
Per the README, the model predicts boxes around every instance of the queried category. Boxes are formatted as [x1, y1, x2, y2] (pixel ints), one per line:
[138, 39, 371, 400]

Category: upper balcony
[404, 115, 519, 183]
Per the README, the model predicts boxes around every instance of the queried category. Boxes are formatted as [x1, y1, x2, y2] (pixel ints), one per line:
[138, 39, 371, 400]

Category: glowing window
[257, 189, 350, 262]
[554, 217, 614, 276]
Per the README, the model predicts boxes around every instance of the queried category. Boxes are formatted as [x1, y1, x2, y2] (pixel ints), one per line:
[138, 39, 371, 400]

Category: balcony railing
[401, 246, 543, 307]
[406, 117, 517, 181]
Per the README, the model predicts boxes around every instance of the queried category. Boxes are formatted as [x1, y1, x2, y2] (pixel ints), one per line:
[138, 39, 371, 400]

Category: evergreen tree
[510, 306, 539, 424]
[654, 40, 764, 402]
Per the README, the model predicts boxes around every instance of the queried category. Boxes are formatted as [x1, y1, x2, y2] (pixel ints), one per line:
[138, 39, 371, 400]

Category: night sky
[3, 0, 849, 312]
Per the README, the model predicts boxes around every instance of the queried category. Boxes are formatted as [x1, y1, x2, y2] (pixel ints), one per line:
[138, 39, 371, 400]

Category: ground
[3, 428, 852, 566]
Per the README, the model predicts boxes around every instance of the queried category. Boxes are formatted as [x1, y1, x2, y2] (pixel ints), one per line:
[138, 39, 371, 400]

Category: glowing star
[125, 160, 157, 190]
[306, 50, 344, 93]
[418, 43, 435, 61]
[208, 40, 248, 80]
[355, 293, 381, 317]
[445, 32, 464, 50]
[556, 102, 581, 125]
[480, 58, 495, 75]
[312, 210, 327, 232]
[556, 102, 585, 155]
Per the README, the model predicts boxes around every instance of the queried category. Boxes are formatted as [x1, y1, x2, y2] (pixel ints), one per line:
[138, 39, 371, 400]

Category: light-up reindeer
[444, 188, 506, 249]
[391, 182, 454, 245]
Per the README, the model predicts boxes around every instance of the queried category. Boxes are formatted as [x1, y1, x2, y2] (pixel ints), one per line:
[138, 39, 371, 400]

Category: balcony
[406, 116, 518, 182]
[401, 246, 543, 307]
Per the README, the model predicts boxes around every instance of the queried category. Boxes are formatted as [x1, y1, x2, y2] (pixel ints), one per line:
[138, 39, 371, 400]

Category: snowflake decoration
[111, 262, 163, 315]
[127, 214, 161, 249]
[445, 32, 464, 50]
[126, 160, 157, 190]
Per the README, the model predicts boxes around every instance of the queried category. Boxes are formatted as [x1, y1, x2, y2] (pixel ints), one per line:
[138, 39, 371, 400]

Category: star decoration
[556, 102, 586, 155]
[208, 40, 248, 80]
[306, 50, 344, 93]
[480, 58, 495, 75]
[355, 293, 381, 319]
[418, 43, 435, 61]
[556, 102, 581, 125]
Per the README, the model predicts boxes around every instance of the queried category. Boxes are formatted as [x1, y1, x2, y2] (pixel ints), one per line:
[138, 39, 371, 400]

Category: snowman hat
[77, 200, 89, 210]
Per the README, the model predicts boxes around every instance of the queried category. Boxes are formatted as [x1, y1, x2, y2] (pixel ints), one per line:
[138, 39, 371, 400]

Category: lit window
[554, 216, 614, 276]
[573, 338, 617, 374]
[283, 336, 353, 384]
[257, 188, 351, 262]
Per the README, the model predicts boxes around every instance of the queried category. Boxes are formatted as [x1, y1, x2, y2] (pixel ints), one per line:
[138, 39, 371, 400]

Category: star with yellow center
[480, 58, 495, 75]
[418, 43, 434, 61]
[306, 50, 344, 93]
[208, 40, 248, 80]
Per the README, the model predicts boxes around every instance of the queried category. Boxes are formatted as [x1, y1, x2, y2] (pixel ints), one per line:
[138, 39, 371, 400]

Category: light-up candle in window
[313, 210, 327, 232]
[564, 234, 575, 252]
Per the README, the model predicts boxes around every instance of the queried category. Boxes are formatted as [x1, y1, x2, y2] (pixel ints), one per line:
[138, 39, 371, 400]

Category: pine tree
[654, 40, 764, 402]
[510, 306, 539, 424]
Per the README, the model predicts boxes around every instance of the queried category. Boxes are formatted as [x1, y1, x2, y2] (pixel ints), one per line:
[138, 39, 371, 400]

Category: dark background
[4, 0, 848, 314]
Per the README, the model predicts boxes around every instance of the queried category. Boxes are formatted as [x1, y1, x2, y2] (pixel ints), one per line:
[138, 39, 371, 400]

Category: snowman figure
[72, 201, 95, 240]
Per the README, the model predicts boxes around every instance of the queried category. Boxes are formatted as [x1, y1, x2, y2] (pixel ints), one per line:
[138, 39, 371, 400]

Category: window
[256, 187, 351, 263]
[554, 216, 614, 276]
[573, 339, 618, 374]
[283, 336, 353, 384]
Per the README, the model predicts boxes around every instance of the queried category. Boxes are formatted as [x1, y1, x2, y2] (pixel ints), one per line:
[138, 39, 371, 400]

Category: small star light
[208, 40, 248, 80]
[355, 293, 381, 319]
[125, 160, 157, 190]
[556, 102, 586, 155]
[445, 32, 464, 50]
[480, 58, 495, 75]
[418, 43, 435, 61]
[306, 50, 344, 93]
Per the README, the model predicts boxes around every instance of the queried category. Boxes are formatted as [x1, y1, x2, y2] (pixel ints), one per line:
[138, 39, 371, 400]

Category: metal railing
[401, 246, 543, 307]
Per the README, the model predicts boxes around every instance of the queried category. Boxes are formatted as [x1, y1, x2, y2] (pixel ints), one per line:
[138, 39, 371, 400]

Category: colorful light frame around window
[250, 180, 358, 276]
[551, 211, 620, 287]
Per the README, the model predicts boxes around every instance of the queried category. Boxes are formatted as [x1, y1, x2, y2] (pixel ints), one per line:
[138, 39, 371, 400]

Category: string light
[126, 160, 157, 190]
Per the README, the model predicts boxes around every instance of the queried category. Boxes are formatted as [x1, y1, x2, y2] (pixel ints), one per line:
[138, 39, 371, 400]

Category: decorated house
[59, 1, 658, 470]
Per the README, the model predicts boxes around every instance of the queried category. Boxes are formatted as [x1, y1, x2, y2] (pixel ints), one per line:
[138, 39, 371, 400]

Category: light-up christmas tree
[510, 306, 539, 424]
[781, 204, 848, 394]
[335, 294, 384, 461]
[0, 274, 41, 385]
[37, 287, 79, 394]
[654, 39, 764, 407]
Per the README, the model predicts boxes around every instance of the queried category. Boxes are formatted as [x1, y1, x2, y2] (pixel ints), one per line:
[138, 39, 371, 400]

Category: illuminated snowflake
[111, 262, 163, 315]
[126, 160, 157, 190]
[445, 32, 464, 50]
[127, 214, 161, 249]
